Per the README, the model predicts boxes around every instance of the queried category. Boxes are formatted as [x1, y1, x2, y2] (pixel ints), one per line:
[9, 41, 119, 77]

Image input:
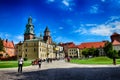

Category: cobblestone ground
[0, 60, 120, 80]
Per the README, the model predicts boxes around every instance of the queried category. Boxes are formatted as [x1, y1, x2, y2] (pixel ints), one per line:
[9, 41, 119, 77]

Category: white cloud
[74, 16, 120, 36]
[86, 24, 97, 26]
[105, 16, 120, 24]
[62, 0, 69, 7]
[89, 4, 99, 14]
[59, 27, 63, 30]
[13, 35, 24, 44]
[15, 35, 24, 41]
[60, 0, 75, 11]
[90, 24, 113, 36]
[55, 36, 72, 43]
[55, 36, 80, 44]
[74, 27, 87, 34]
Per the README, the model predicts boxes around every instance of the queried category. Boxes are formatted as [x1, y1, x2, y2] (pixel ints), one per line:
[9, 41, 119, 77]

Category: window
[26, 49, 27, 52]
[34, 48, 36, 52]
[40, 48, 41, 51]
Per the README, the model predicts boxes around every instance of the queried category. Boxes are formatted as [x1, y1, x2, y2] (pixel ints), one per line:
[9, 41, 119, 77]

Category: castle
[16, 17, 56, 59]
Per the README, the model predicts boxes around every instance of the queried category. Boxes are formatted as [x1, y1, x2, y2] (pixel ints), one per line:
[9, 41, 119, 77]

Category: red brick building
[1, 39, 15, 58]
[78, 41, 106, 56]
[110, 32, 120, 51]
[59, 42, 75, 57]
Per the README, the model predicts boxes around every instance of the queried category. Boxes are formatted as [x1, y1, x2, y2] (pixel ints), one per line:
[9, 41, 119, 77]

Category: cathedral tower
[24, 16, 35, 40]
[43, 26, 52, 44]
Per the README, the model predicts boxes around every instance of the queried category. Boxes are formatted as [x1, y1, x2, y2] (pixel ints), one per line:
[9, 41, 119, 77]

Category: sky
[0, 0, 120, 45]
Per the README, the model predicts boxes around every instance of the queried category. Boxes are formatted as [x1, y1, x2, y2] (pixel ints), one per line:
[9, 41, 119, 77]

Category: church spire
[43, 26, 52, 44]
[44, 26, 50, 32]
[24, 16, 35, 40]
[28, 16, 32, 25]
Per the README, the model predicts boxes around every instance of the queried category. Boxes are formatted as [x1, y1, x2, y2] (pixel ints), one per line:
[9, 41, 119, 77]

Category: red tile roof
[2, 39, 15, 57]
[78, 42, 106, 49]
[112, 40, 120, 45]
[59, 42, 75, 47]
[3, 40, 15, 48]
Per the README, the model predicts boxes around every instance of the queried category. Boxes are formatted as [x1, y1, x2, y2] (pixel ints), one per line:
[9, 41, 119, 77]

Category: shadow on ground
[5, 67, 120, 80]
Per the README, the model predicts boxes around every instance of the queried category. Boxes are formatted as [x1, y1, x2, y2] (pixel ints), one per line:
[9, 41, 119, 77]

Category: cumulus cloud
[90, 24, 113, 36]
[74, 16, 120, 36]
[74, 27, 87, 34]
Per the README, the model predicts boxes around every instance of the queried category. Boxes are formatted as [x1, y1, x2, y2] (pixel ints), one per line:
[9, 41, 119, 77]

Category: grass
[70, 57, 120, 64]
[0, 60, 32, 68]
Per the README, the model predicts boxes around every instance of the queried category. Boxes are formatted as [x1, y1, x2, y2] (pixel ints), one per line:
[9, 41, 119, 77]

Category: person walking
[38, 58, 42, 68]
[18, 56, 24, 73]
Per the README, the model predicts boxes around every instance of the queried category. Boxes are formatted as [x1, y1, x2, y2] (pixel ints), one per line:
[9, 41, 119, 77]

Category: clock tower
[24, 16, 35, 40]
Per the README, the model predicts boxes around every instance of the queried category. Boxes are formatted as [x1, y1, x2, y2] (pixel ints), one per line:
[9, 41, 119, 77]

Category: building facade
[111, 32, 120, 51]
[59, 42, 75, 57]
[16, 17, 56, 60]
[0, 39, 16, 58]
[78, 41, 106, 56]
[68, 46, 80, 58]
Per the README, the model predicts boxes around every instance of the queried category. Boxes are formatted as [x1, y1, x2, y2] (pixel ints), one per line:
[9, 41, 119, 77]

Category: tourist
[38, 58, 42, 68]
[18, 56, 24, 73]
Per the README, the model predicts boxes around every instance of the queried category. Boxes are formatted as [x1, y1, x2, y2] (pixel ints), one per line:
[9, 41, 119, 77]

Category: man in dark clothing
[18, 56, 24, 73]
[38, 59, 42, 68]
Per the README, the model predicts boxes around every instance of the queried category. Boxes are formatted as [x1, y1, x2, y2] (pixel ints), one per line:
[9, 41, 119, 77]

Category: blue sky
[0, 0, 120, 44]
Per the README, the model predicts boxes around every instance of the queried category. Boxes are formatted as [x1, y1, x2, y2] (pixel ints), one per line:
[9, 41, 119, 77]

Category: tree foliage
[0, 38, 4, 51]
[103, 41, 113, 55]
[82, 48, 99, 58]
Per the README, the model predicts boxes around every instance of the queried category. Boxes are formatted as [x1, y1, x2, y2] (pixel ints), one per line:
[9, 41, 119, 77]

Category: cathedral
[16, 17, 55, 59]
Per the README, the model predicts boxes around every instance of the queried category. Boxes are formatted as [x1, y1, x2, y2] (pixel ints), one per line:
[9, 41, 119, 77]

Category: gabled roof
[112, 40, 120, 45]
[3, 40, 15, 48]
[78, 42, 106, 49]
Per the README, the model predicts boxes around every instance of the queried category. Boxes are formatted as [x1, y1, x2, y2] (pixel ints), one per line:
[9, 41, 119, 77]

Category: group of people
[18, 56, 42, 73]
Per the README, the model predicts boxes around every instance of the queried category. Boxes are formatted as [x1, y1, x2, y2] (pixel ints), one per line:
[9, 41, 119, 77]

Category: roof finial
[28, 16, 32, 24]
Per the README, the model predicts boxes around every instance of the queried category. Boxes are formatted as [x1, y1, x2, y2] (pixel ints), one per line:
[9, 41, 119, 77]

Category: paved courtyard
[0, 60, 120, 80]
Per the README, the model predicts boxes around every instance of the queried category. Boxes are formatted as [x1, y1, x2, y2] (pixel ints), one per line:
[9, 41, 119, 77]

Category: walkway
[0, 60, 120, 80]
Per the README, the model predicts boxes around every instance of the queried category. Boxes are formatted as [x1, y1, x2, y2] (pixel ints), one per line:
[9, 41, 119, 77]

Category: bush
[24, 57, 28, 61]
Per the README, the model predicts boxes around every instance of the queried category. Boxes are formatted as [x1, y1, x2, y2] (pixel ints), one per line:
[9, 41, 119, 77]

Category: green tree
[0, 54, 3, 58]
[94, 49, 99, 57]
[108, 50, 118, 58]
[88, 48, 96, 56]
[0, 38, 4, 51]
[103, 41, 113, 56]
[82, 48, 89, 58]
